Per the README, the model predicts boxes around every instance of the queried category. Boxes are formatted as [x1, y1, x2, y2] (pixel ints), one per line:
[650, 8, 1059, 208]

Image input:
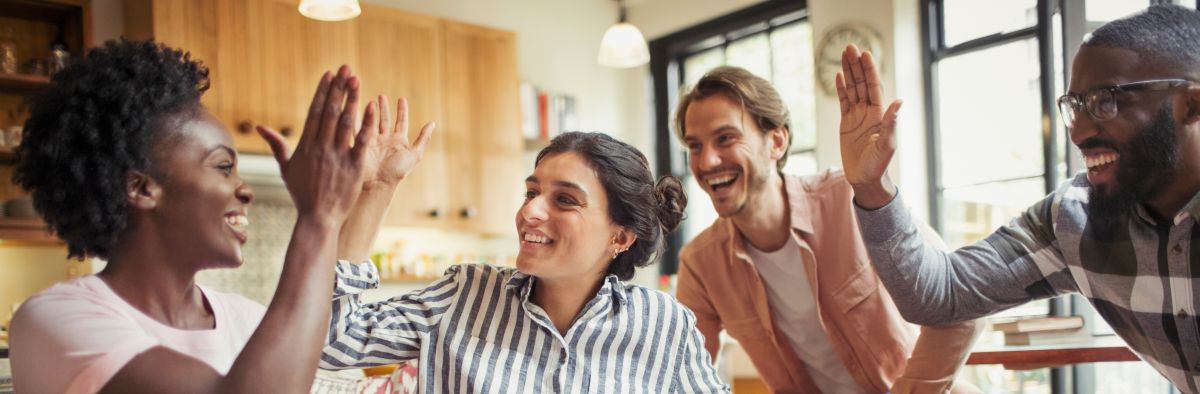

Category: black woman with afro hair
[8, 38, 434, 393]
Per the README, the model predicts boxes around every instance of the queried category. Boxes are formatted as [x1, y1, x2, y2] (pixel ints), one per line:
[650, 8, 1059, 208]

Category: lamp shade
[597, 22, 649, 68]
[298, 0, 361, 21]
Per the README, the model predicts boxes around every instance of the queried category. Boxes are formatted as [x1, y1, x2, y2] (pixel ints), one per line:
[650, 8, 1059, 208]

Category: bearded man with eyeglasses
[838, 4, 1200, 391]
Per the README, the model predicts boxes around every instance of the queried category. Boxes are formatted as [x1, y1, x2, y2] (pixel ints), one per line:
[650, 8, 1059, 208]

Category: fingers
[841, 45, 860, 105]
[848, 46, 868, 105]
[378, 95, 392, 136]
[882, 100, 903, 150]
[412, 121, 436, 153]
[318, 65, 352, 148]
[863, 51, 884, 108]
[300, 71, 334, 150]
[353, 102, 379, 163]
[358, 100, 379, 143]
[335, 76, 361, 150]
[835, 72, 850, 115]
[256, 125, 293, 168]
[397, 97, 410, 142]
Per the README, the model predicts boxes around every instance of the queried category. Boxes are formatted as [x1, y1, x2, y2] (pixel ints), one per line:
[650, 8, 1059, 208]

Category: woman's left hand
[361, 96, 435, 189]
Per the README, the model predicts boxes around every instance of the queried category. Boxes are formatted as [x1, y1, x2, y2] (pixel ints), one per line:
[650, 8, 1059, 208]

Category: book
[1004, 328, 1091, 346]
[992, 316, 1084, 333]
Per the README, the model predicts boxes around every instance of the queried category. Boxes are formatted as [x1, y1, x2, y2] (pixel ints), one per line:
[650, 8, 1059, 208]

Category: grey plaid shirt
[857, 172, 1200, 393]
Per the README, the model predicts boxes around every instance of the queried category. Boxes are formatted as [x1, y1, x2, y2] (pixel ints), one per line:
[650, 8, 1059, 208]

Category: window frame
[648, 0, 808, 275]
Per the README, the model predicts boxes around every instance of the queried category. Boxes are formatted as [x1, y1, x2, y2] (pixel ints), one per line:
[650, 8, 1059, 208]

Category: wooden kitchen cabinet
[125, 0, 356, 153]
[0, 0, 91, 243]
[125, 0, 524, 236]
[441, 21, 523, 236]
[356, 7, 448, 229]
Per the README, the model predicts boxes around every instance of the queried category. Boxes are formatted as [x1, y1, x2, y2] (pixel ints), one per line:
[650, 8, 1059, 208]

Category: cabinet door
[254, 0, 359, 152]
[127, 0, 274, 153]
[442, 21, 523, 236]
[357, 7, 447, 228]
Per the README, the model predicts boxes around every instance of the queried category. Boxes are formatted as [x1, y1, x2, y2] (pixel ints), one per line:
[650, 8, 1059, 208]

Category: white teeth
[1085, 153, 1120, 169]
[706, 174, 736, 187]
[226, 215, 249, 227]
[523, 233, 549, 244]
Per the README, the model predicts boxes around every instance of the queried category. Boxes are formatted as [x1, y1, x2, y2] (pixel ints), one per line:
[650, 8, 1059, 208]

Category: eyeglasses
[1056, 79, 1191, 127]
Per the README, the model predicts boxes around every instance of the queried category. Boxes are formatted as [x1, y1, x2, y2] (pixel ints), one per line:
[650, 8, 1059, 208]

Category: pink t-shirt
[9, 275, 265, 394]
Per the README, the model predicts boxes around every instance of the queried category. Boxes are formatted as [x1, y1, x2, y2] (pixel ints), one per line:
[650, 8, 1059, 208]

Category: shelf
[0, 217, 58, 244]
[0, 73, 50, 95]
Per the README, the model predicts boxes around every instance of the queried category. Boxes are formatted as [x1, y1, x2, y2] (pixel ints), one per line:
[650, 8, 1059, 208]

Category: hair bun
[654, 175, 687, 233]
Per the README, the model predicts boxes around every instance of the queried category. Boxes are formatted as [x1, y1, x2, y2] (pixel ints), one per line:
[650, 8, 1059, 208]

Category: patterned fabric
[321, 262, 730, 393]
[856, 172, 1200, 392]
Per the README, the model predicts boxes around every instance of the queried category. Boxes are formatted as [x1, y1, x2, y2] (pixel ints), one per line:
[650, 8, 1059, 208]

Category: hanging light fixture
[298, 0, 362, 22]
[597, 0, 649, 68]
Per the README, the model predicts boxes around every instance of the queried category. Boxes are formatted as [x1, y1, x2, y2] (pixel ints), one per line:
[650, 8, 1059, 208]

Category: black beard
[1086, 104, 1179, 237]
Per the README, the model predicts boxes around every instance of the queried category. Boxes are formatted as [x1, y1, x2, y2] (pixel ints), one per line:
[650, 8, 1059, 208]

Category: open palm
[362, 96, 435, 187]
[836, 44, 901, 186]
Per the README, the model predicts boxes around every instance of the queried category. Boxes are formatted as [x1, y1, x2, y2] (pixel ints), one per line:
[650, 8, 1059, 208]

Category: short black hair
[535, 132, 687, 281]
[12, 39, 210, 259]
[1084, 4, 1200, 74]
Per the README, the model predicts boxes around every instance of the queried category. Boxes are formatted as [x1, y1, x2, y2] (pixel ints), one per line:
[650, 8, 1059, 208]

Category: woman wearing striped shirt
[324, 131, 731, 393]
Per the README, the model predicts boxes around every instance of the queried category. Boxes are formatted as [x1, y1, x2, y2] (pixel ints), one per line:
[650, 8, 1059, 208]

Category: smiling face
[1067, 45, 1185, 220]
[515, 152, 625, 283]
[150, 109, 254, 268]
[682, 93, 787, 218]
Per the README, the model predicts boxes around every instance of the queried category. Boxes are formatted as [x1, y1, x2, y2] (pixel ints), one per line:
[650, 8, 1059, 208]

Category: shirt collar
[505, 271, 628, 306]
[1174, 191, 1200, 226]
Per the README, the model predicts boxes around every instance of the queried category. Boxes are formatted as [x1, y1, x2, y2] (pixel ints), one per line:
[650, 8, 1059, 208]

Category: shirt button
[1178, 310, 1189, 319]
[1173, 244, 1183, 255]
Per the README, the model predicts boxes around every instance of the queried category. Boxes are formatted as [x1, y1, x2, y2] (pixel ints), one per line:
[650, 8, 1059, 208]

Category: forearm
[220, 217, 341, 392]
[856, 194, 1045, 325]
[338, 182, 397, 263]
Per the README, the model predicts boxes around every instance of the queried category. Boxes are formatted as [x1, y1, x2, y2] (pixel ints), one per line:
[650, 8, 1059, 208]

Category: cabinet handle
[280, 126, 294, 137]
[429, 208, 442, 218]
[237, 121, 253, 134]
[460, 207, 476, 219]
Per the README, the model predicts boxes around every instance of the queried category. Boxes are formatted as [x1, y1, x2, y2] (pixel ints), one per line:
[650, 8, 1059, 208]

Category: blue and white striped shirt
[322, 262, 730, 393]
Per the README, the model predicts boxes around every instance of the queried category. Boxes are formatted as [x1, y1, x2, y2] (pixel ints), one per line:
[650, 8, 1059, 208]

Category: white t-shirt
[9, 275, 265, 394]
[744, 236, 866, 394]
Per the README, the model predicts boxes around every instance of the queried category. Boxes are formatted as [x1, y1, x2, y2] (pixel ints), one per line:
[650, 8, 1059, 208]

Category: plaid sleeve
[856, 192, 1073, 325]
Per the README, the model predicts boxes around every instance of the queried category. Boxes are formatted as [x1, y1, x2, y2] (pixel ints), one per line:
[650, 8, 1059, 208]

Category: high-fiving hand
[258, 65, 374, 225]
[836, 44, 900, 209]
[360, 96, 434, 189]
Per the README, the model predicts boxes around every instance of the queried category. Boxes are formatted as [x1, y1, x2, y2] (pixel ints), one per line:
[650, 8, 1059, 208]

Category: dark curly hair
[535, 132, 687, 280]
[12, 39, 210, 259]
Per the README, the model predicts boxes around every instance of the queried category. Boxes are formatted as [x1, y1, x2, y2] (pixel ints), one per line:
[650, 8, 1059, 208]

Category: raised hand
[360, 96, 435, 188]
[257, 65, 376, 224]
[836, 44, 900, 208]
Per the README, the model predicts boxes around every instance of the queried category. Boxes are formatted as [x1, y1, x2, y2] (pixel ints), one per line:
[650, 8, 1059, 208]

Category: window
[648, 0, 809, 275]
[925, 0, 1185, 393]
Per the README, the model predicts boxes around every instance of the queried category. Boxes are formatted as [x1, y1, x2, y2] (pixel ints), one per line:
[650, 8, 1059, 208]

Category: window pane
[1091, 361, 1173, 393]
[1087, 0, 1150, 22]
[782, 151, 817, 176]
[683, 46, 725, 86]
[941, 177, 1044, 248]
[937, 38, 1044, 188]
[962, 366, 1052, 394]
[943, 0, 1038, 47]
[682, 174, 718, 241]
[725, 33, 771, 83]
[771, 22, 818, 151]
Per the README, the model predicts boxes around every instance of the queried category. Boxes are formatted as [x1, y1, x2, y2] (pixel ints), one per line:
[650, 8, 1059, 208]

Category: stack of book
[993, 316, 1089, 346]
